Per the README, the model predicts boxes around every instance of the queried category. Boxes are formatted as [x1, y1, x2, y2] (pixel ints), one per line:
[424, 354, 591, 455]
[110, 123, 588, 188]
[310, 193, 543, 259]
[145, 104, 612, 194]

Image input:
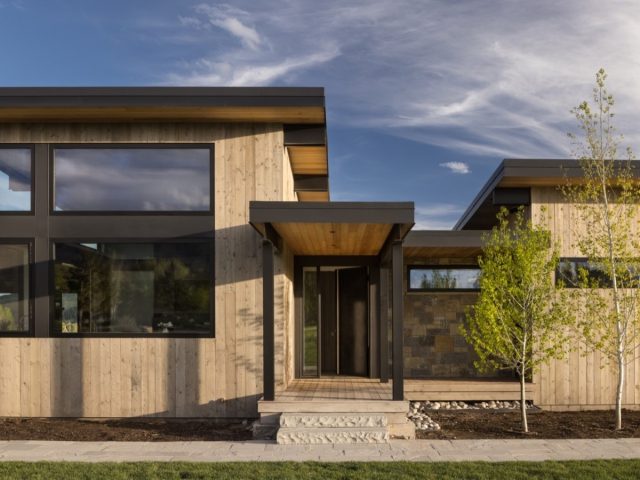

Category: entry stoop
[254, 399, 415, 443]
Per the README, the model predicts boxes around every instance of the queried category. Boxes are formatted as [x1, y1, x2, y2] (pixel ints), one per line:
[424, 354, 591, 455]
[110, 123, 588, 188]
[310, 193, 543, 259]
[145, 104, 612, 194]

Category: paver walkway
[0, 439, 639, 462]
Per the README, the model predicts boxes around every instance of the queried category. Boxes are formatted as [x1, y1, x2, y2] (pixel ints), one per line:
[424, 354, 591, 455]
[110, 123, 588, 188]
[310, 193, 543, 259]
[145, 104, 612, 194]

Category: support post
[391, 239, 404, 400]
[262, 239, 275, 401]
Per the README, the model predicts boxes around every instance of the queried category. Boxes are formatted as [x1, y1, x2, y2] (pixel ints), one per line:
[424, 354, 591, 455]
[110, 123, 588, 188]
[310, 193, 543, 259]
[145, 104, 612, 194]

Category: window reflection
[0, 149, 31, 211]
[54, 147, 211, 211]
[54, 242, 212, 334]
[409, 267, 480, 291]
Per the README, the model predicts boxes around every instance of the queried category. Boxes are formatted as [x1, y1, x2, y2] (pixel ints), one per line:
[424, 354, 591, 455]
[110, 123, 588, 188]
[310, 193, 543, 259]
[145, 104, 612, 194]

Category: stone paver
[0, 439, 638, 462]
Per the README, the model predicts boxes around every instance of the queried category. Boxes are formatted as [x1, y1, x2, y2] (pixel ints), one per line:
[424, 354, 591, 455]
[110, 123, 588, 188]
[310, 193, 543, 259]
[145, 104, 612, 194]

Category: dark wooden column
[391, 239, 404, 400]
[262, 239, 275, 401]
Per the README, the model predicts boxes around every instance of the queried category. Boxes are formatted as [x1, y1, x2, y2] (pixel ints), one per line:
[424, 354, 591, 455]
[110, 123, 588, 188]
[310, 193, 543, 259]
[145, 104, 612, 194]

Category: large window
[0, 147, 32, 212]
[0, 243, 30, 333]
[53, 241, 213, 335]
[53, 145, 212, 212]
[408, 266, 480, 292]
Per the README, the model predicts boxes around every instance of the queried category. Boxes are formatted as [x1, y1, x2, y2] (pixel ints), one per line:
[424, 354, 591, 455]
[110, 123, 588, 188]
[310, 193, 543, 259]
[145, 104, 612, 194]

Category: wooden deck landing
[277, 377, 392, 401]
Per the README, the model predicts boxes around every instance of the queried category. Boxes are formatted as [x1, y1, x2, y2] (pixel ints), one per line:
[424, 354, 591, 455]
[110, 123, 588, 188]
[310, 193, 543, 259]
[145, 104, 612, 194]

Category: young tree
[463, 207, 571, 433]
[562, 68, 640, 430]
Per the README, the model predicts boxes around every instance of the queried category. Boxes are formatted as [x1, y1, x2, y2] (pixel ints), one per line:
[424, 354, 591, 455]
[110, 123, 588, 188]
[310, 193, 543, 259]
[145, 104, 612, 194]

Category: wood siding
[531, 186, 640, 409]
[0, 123, 296, 418]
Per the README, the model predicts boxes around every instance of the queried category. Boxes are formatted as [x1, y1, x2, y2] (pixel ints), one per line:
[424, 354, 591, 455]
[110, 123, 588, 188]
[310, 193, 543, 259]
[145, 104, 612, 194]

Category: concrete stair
[275, 413, 389, 444]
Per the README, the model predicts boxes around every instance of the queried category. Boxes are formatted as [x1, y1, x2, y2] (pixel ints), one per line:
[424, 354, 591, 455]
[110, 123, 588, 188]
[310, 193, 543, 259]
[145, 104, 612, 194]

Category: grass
[0, 461, 639, 480]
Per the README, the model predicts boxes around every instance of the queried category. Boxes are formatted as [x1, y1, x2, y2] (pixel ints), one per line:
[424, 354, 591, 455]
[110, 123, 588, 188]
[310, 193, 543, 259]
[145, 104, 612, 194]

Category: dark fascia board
[453, 161, 505, 230]
[293, 174, 329, 192]
[404, 230, 488, 248]
[249, 201, 414, 225]
[0, 87, 325, 108]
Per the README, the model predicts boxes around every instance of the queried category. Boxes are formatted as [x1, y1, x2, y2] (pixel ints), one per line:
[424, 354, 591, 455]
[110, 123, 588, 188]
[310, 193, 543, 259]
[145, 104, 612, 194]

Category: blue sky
[1, 0, 639, 228]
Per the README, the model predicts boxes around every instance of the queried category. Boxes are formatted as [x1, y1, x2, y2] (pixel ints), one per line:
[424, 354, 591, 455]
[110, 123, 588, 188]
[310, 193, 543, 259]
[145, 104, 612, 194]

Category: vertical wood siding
[0, 123, 295, 417]
[531, 186, 640, 409]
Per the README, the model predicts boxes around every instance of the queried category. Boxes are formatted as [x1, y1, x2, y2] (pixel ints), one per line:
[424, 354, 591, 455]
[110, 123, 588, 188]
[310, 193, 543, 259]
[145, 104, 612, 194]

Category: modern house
[0, 87, 637, 443]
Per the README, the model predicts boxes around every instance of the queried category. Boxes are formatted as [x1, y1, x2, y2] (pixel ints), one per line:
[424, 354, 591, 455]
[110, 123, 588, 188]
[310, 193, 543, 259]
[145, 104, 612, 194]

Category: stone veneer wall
[403, 257, 508, 379]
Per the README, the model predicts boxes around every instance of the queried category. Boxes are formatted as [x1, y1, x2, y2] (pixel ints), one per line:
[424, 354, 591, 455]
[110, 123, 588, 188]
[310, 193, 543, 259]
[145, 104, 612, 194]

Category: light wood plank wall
[531, 186, 640, 410]
[0, 123, 296, 418]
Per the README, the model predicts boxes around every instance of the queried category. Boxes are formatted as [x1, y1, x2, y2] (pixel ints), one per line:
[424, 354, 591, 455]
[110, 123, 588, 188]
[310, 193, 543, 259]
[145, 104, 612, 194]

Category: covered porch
[250, 201, 415, 404]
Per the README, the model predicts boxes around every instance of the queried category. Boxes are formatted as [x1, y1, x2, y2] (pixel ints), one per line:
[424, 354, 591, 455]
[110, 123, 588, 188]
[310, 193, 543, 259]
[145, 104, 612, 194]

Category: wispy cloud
[194, 4, 262, 51]
[440, 161, 470, 174]
[414, 203, 464, 230]
[161, 0, 640, 159]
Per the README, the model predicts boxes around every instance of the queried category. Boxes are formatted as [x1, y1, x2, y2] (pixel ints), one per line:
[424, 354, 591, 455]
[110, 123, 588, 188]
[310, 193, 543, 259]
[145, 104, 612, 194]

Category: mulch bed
[417, 409, 640, 439]
[0, 418, 253, 441]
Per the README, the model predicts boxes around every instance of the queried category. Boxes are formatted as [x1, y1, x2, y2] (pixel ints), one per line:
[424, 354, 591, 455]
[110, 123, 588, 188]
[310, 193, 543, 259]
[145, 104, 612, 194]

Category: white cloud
[440, 161, 469, 174]
[194, 4, 262, 51]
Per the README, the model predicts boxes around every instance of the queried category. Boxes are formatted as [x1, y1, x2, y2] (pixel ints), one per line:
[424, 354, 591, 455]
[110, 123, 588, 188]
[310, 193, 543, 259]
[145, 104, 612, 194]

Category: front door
[302, 266, 369, 377]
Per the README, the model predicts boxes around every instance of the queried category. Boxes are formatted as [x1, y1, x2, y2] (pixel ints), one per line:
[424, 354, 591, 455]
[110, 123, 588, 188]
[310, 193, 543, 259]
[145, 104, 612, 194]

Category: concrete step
[276, 426, 389, 444]
[279, 413, 387, 428]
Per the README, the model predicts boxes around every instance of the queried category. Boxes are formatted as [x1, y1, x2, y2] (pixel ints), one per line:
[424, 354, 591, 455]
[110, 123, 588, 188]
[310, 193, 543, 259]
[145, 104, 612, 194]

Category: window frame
[0, 145, 35, 215]
[49, 237, 215, 339]
[49, 143, 215, 216]
[407, 265, 481, 293]
[0, 238, 34, 337]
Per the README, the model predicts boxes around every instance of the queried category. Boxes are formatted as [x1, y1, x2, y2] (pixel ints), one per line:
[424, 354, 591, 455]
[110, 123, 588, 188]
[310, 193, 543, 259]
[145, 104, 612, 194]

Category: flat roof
[250, 201, 414, 256]
[404, 230, 487, 258]
[0, 86, 326, 124]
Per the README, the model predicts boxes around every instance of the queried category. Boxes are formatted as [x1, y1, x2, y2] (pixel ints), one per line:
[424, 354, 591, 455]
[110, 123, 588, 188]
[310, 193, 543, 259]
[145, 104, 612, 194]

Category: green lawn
[0, 461, 639, 480]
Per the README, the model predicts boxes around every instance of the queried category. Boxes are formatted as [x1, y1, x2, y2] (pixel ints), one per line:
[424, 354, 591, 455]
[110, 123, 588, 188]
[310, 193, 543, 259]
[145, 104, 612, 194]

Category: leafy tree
[463, 207, 571, 432]
[562, 68, 640, 430]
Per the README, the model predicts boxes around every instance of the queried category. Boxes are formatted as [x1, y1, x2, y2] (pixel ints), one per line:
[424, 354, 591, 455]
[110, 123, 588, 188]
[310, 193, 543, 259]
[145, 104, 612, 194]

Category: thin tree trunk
[616, 350, 624, 430]
[520, 373, 528, 433]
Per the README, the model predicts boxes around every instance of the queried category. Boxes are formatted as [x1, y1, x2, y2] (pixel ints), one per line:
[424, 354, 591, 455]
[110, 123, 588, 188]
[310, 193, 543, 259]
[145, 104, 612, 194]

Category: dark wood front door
[338, 267, 369, 376]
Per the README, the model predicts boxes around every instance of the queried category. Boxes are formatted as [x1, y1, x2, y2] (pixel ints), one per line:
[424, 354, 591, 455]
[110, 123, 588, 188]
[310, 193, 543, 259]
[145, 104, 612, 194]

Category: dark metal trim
[404, 230, 487, 248]
[391, 240, 404, 400]
[48, 237, 215, 339]
[0, 239, 35, 337]
[406, 265, 481, 293]
[0, 144, 35, 216]
[262, 239, 275, 401]
[284, 124, 326, 146]
[0, 87, 325, 107]
[49, 143, 215, 216]
[250, 201, 414, 225]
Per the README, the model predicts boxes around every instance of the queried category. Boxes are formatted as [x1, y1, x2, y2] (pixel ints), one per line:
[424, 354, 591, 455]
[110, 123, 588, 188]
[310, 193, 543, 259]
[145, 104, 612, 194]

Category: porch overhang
[249, 201, 415, 255]
[403, 230, 487, 258]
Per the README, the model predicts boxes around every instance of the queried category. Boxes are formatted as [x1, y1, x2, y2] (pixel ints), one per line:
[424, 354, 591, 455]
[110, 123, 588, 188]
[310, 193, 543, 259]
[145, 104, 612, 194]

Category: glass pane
[303, 268, 318, 376]
[409, 268, 480, 290]
[556, 259, 611, 288]
[0, 149, 31, 211]
[0, 244, 30, 332]
[54, 242, 212, 334]
[53, 148, 211, 211]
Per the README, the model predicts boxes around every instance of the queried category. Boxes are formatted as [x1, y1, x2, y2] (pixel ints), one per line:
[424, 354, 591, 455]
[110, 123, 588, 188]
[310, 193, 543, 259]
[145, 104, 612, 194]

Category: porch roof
[403, 230, 487, 258]
[249, 201, 414, 255]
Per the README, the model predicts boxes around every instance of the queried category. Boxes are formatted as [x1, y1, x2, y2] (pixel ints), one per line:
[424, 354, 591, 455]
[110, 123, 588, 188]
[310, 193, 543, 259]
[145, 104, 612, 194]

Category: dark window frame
[407, 265, 481, 293]
[49, 237, 215, 339]
[555, 257, 620, 288]
[49, 143, 215, 216]
[0, 238, 35, 336]
[0, 145, 35, 215]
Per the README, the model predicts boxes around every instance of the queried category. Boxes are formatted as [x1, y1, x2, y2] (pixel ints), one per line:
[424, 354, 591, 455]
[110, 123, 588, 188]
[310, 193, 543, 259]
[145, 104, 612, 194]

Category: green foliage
[562, 68, 640, 430]
[463, 207, 571, 431]
[465, 207, 570, 376]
